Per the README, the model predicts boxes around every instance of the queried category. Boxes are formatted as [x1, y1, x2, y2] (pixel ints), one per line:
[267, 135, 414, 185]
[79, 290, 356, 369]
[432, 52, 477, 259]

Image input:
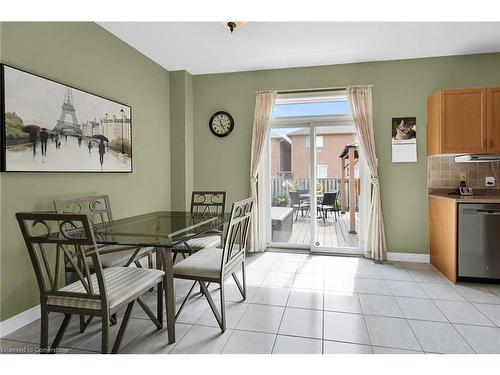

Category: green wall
[0, 22, 171, 321]
[170, 70, 194, 210]
[192, 53, 500, 254]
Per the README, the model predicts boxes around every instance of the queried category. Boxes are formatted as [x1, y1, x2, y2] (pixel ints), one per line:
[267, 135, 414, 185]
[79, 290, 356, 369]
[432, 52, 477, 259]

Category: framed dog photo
[1, 64, 132, 172]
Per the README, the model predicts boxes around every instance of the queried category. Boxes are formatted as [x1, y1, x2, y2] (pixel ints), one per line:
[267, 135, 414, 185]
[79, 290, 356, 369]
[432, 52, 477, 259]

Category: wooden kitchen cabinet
[429, 196, 457, 283]
[427, 87, 500, 156]
[427, 88, 487, 155]
[487, 88, 500, 153]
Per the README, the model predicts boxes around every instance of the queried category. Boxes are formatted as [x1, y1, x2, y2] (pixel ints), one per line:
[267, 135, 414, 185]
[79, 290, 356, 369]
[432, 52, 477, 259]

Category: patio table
[93, 211, 228, 344]
[300, 193, 324, 203]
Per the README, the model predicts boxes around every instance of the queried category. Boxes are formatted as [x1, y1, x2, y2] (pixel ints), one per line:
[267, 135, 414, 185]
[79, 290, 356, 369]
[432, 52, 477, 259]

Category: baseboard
[0, 304, 40, 338]
[387, 252, 430, 263]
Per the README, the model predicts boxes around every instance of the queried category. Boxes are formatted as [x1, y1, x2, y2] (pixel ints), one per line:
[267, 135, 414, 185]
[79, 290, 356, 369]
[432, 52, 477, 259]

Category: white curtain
[346, 86, 387, 261]
[249, 90, 277, 252]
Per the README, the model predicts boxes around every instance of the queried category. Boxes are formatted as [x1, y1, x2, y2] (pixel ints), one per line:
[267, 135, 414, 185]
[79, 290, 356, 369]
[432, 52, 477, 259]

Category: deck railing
[271, 176, 359, 208]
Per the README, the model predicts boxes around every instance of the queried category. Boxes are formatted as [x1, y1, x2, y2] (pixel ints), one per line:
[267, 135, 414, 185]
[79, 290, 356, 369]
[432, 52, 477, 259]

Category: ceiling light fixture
[222, 21, 247, 34]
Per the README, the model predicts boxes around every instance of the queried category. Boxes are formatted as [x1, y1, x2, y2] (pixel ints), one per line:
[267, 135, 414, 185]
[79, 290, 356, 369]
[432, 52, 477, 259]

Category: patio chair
[16, 212, 164, 354]
[173, 197, 254, 332]
[54, 195, 155, 331]
[317, 191, 340, 223]
[172, 191, 226, 262]
[289, 191, 310, 221]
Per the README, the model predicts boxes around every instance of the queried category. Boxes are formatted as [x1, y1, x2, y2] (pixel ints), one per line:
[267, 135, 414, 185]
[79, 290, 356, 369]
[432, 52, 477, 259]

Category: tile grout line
[425, 297, 476, 354]
[270, 264, 297, 354]
[390, 291, 425, 353]
[218, 268, 260, 354]
[322, 265, 325, 354]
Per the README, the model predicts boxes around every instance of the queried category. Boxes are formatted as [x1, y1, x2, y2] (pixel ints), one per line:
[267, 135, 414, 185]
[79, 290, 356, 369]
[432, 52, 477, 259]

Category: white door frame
[264, 122, 311, 250]
[264, 118, 368, 255]
[309, 123, 364, 256]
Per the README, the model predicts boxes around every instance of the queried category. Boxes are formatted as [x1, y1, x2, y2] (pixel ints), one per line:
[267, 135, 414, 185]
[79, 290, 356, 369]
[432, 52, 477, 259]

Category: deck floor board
[274, 211, 359, 248]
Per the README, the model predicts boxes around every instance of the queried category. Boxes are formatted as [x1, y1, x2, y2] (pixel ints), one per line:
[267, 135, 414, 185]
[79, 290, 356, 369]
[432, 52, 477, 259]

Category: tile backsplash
[428, 155, 500, 189]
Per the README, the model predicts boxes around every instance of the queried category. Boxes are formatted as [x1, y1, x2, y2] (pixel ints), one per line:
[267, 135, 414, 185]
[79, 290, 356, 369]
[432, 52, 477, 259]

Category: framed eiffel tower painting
[0, 64, 132, 172]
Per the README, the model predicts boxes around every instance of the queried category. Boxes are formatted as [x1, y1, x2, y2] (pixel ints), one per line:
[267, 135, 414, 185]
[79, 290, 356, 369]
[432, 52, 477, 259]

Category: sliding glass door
[269, 126, 311, 249]
[310, 125, 362, 255]
[266, 90, 363, 255]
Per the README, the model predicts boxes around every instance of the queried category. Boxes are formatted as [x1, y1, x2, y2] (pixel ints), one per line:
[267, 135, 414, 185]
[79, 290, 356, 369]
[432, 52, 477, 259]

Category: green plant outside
[272, 193, 289, 207]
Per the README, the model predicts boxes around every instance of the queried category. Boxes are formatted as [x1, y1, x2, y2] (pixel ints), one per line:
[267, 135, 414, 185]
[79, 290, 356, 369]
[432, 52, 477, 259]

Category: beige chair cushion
[173, 247, 224, 279]
[47, 267, 164, 311]
[85, 245, 154, 268]
[174, 235, 221, 252]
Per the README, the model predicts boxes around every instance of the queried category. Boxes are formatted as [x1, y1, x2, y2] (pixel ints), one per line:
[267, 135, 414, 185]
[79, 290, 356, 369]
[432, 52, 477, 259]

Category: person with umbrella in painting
[39, 128, 49, 156]
[98, 140, 106, 166]
[29, 132, 38, 156]
[93, 135, 109, 167]
[23, 125, 40, 156]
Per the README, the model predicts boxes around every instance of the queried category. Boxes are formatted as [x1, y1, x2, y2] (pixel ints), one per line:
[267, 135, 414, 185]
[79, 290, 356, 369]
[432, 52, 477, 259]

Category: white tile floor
[2, 251, 500, 354]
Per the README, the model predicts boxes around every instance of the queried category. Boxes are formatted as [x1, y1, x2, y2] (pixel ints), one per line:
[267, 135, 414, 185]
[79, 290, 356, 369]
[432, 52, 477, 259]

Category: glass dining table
[93, 211, 229, 344]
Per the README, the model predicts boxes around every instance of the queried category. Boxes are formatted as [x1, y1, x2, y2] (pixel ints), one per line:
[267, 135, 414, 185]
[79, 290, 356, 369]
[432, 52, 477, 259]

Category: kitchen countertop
[429, 189, 500, 203]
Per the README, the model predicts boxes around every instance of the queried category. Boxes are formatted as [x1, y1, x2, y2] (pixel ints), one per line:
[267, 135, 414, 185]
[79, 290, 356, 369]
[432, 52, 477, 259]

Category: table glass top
[94, 211, 228, 247]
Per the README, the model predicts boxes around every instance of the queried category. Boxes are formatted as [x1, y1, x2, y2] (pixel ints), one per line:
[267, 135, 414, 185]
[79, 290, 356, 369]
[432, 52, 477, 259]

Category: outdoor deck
[287, 211, 359, 248]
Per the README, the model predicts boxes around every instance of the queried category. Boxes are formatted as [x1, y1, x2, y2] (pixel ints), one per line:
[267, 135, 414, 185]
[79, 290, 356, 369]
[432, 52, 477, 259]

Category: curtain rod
[256, 85, 373, 94]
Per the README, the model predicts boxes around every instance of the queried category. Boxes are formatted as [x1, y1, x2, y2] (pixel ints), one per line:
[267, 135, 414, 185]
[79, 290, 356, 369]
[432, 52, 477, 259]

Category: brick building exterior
[289, 129, 355, 179]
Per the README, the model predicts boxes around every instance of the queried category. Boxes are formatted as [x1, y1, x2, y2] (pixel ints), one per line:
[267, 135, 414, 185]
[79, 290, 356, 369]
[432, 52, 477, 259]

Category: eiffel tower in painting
[53, 88, 82, 135]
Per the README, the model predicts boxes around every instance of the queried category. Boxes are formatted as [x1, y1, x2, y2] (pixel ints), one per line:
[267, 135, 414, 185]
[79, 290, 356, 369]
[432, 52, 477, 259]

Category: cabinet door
[441, 89, 486, 154]
[487, 88, 500, 153]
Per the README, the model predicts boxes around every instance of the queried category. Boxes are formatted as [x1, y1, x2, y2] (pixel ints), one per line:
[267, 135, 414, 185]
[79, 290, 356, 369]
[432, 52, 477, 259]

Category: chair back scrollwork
[54, 195, 113, 228]
[190, 191, 226, 221]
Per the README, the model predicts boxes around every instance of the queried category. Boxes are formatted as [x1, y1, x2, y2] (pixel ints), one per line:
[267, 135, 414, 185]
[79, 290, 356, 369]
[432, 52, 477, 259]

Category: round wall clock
[209, 111, 234, 137]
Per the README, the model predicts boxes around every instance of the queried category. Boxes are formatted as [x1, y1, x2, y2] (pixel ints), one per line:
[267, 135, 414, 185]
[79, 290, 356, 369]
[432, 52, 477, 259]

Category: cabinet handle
[483, 139, 487, 150]
[489, 139, 493, 149]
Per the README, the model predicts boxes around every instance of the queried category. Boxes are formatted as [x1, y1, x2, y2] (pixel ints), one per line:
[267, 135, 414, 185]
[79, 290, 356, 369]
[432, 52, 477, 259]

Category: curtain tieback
[370, 176, 379, 185]
[251, 177, 258, 184]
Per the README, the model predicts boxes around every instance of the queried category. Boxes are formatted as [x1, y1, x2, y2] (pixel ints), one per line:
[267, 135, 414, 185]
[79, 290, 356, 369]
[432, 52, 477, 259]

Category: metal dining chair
[54, 195, 155, 331]
[173, 197, 254, 332]
[317, 191, 340, 222]
[172, 191, 226, 261]
[289, 191, 310, 221]
[16, 212, 165, 354]
[54, 195, 154, 275]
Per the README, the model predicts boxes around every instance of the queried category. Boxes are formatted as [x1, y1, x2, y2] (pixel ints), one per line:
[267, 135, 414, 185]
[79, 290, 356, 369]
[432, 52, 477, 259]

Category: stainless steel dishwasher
[458, 203, 500, 280]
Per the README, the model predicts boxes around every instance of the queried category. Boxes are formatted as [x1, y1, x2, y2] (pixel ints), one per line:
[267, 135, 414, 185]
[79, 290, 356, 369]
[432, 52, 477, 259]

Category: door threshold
[266, 247, 364, 258]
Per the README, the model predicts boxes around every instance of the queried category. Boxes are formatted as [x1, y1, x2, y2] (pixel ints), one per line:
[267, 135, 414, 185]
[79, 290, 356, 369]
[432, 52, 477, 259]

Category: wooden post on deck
[348, 147, 357, 234]
[340, 157, 346, 212]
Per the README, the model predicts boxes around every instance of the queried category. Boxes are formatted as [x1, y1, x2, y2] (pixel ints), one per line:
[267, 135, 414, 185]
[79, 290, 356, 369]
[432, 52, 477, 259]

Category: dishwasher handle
[470, 209, 500, 215]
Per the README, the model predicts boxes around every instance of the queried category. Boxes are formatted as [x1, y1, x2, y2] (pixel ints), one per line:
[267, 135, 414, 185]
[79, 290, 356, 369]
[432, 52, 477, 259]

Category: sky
[4, 66, 131, 128]
[272, 101, 351, 118]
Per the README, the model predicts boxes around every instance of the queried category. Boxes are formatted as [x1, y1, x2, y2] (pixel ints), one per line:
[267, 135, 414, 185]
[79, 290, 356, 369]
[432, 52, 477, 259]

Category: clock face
[209, 111, 234, 137]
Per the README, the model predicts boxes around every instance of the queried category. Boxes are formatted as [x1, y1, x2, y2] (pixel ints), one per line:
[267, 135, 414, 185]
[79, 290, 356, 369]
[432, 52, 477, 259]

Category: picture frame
[0, 64, 133, 173]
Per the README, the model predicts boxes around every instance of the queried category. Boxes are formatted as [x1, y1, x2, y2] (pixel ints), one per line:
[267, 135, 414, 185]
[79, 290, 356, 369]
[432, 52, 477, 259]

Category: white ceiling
[99, 22, 500, 75]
